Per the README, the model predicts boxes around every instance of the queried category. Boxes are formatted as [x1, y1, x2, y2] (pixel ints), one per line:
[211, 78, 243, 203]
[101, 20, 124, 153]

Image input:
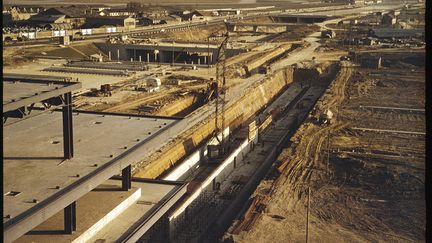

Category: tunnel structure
[270, 14, 330, 24]
[95, 42, 248, 65]
[226, 22, 295, 33]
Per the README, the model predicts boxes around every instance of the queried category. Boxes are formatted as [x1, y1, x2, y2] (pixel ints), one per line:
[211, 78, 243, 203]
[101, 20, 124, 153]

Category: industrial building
[85, 16, 136, 29]
[25, 6, 87, 29]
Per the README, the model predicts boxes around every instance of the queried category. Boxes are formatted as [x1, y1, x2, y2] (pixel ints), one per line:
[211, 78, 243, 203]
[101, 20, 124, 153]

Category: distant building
[44, 23, 74, 30]
[143, 10, 169, 18]
[127, 3, 168, 18]
[140, 15, 179, 25]
[28, 6, 87, 28]
[7, 5, 46, 21]
[85, 16, 136, 28]
[169, 15, 183, 22]
[86, 5, 111, 15]
[28, 15, 73, 30]
[218, 9, 241, 16]
[99, 8, 135, 17]
[381, 14, 396, 26]
[189, 10, 214, 21]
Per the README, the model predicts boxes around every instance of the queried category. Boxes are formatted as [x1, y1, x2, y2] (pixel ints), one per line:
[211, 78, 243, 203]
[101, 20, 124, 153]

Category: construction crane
[208, 30, 230, 159]
[215, 32, 229, 144]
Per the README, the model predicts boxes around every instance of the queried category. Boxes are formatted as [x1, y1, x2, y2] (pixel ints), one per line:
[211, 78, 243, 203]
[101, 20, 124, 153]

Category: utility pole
[172, 41, 174, 66]
[207, 36, 210, 78]
[327, 131, 330, 176]
[306, 187, 311, 243]
[207, 36, 210, 67]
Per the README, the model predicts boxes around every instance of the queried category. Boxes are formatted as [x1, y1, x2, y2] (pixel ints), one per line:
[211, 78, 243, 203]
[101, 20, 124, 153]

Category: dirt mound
[43, 47, 86, 59]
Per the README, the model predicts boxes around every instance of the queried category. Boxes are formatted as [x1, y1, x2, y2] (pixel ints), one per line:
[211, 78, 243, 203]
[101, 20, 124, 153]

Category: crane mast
[215, 33, 229, 149]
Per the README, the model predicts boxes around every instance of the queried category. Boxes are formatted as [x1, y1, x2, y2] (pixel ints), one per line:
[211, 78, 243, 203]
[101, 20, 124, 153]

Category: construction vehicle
[258, 65, 271, 74]
[319, 109, 333, 125]
[135, 77, 161, 92]
[88, 84, 112, 97]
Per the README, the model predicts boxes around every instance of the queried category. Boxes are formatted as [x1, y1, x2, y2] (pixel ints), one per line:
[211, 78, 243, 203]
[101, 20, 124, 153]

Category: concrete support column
[122, 165, 132, 191]
[62, 92, 73, 159]
[64, 202, 76, 234]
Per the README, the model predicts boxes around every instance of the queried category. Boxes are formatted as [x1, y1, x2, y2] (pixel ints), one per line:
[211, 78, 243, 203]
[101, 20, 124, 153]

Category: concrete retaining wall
[133, 67, 294, 179]
[167, 132, 259, 241]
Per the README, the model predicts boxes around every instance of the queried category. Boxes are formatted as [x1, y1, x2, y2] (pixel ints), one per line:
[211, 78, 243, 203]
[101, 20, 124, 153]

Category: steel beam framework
[122, 165, 132, 191]
[3, 79, 80, 159]
[62, 92, 74, 159]
[64, 202, 77, 234]
[3, 118, 180, 242]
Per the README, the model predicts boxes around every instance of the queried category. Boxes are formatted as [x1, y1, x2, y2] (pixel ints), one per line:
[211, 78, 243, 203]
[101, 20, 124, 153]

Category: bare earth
[228, 53, 425, 243]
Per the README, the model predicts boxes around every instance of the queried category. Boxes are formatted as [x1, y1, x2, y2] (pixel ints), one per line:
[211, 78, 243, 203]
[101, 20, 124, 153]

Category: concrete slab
[15, 181, 140, 243]
[3, 59, 133, 93]
[3, 79, 81, 112]
[3, 111, 177, 227]
[88, 180, 185, 242]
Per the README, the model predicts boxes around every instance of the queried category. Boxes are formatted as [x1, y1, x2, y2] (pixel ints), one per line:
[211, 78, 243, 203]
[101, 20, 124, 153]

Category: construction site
[2, 1, 426, 243]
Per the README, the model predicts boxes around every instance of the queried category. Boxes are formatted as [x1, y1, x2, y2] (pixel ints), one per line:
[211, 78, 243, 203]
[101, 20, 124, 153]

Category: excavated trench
[138, 63, 340, 242]
[132, 66, 295, 178]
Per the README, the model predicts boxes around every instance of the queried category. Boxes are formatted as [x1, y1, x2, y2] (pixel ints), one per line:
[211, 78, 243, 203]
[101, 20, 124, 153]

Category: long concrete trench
[137, 63, 340, 242]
